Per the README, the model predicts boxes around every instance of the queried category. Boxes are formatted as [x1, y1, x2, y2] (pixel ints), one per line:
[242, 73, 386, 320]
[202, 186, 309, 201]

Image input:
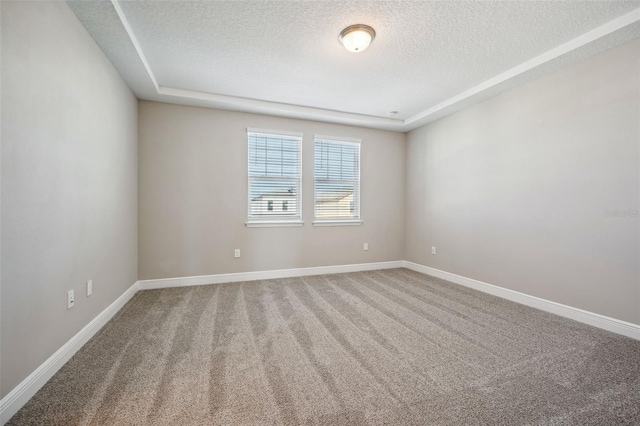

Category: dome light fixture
[339, 24, 376, 53]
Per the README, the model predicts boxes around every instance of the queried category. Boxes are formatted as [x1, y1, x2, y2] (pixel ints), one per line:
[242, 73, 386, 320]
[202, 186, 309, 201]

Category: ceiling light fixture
[339, 24, 376, 53]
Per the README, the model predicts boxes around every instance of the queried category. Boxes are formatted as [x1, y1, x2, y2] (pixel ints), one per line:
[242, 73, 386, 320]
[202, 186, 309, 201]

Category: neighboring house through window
[247, 129, 302, 226]
[314, 136, 361, 225]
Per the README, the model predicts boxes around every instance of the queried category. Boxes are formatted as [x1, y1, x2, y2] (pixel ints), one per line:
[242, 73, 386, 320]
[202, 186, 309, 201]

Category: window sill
[313, 220, 363, 227]
[245, 221, 304, 228]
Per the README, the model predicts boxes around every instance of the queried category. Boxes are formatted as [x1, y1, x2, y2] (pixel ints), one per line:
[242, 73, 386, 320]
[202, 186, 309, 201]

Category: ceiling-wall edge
[402, 7, 640, 132]
[156, 87, 405, 130]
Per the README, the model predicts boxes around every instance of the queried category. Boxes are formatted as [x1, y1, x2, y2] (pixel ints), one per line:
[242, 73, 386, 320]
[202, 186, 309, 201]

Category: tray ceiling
[68, 1, 640, 132]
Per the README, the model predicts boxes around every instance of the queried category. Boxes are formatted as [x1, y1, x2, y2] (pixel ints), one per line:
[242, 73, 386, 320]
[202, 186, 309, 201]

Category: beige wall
[138, 102, 405, 280]
[405, 39, 640, 325]
[1, 1, 138, 397]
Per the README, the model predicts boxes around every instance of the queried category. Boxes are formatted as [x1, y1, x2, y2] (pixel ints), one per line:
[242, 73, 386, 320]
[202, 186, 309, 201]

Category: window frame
[246, 128, 304, 227]
[313, 135, 362, 226]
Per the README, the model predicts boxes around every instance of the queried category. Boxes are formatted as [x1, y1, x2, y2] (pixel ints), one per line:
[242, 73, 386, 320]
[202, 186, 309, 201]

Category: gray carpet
[8, 268, 640, 425]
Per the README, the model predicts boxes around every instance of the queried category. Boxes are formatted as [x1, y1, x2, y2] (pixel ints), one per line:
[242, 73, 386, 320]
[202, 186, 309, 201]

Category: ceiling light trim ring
[339, 24, 376, 53]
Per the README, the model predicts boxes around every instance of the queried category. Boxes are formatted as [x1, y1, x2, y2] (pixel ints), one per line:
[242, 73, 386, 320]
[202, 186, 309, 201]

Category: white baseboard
[0, 281, 140, 425]
[138, 260, 405, 290]
[403, 261, 640, 341]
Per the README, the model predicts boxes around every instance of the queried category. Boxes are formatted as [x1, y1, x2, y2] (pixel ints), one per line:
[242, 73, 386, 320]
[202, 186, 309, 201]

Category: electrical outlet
[431, 246, 436, 255]
[364, 243, 369, 251]
[67, 290, 75, 310]
[234, 249, 241, 258]
[87, 280, 93, 297]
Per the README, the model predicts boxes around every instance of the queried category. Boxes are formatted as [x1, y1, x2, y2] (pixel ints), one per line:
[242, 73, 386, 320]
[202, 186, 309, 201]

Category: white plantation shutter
[247, 129, 302, 222]
[314, 137, 361, 221]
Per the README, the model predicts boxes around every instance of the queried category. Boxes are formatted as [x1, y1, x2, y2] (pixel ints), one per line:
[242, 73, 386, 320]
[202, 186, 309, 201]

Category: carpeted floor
[8, 268, 640, 425]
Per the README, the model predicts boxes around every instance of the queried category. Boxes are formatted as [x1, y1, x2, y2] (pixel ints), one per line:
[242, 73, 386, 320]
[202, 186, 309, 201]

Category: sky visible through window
[314, 140, 358, 192]
[248, 133, 300, 201]
[248, 134, 358, 198]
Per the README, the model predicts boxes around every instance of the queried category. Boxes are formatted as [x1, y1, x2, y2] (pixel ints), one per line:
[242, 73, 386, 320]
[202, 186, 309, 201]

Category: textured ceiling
[68, 1, 640, 131]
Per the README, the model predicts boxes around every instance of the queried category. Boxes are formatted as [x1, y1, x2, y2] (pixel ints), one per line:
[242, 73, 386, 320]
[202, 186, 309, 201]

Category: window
[247, 129, 302, 226]
[314, 136, 361, 225]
